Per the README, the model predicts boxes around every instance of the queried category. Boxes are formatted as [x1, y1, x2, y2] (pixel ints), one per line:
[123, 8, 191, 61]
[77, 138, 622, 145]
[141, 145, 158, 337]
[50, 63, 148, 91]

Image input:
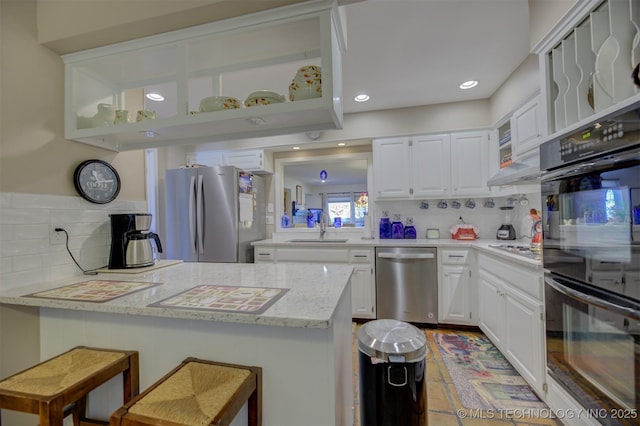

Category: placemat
[148, 285, 289, 314]
[26, 280, 160, 303]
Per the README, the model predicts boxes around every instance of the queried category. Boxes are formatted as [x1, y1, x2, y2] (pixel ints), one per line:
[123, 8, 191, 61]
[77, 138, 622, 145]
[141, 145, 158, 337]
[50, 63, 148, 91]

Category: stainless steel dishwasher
[375, 247, 438, 325]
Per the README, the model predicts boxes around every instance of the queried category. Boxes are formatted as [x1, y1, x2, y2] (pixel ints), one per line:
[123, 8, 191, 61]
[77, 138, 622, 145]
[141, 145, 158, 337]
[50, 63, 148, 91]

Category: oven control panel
[541, 106, 640, 170]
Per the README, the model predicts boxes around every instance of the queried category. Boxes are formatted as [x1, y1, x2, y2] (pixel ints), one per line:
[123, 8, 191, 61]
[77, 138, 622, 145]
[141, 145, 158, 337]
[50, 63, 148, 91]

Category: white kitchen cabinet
[511, 96, 542, 157]
[372, 137, 412, 198]
[373, 131, 489, 200]
[535, 0, 640, 136]
[187, 149, 273, 173]
[351, 265, 375, 318]
[478, 269, 504, 346]
[450, 131, 490, 196]
[502, 284, 545, 394]
[477, 252, 546, 396]
[411, 134, 451, 197]
[223, 150, 273, 174]
[253, 245, 376, 319]
[438, 249, 476, 325]
[61, 1, 344, 151]
[349, 250, 376, 319]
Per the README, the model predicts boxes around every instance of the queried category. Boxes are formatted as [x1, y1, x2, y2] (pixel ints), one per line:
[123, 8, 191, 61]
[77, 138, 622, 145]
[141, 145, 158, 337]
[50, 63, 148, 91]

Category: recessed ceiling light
[145, 93, 165, 101]
[337, 142, 346, 147]
[459, 80, 478, 90]
[354, 94, 370, 102]
[292, 146, 301, 150]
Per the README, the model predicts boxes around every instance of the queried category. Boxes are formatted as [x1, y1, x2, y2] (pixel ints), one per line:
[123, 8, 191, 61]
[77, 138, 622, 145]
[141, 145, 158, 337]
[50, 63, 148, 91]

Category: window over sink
[275, 151, 372, 232]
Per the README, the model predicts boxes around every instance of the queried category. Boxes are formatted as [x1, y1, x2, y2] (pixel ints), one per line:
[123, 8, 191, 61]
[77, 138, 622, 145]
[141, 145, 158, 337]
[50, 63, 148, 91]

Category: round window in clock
[73, 159, 121, 204]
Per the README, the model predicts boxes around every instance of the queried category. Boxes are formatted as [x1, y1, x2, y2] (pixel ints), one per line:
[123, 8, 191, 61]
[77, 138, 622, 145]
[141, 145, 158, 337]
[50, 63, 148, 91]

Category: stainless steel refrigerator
[165, 166, 265, 263]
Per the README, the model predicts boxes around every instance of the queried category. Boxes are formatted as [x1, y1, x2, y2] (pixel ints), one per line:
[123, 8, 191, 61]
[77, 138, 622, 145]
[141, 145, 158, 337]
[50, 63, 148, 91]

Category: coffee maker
[108, 213, 163, 269]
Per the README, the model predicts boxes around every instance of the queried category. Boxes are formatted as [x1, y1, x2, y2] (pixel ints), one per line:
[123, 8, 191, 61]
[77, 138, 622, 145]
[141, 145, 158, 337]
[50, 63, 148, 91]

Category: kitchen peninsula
[0, 262, 354, 426]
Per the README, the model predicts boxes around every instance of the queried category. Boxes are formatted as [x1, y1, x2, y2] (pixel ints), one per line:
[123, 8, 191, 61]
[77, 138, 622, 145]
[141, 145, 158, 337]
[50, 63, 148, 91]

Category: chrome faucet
[319, 211, 330, 240]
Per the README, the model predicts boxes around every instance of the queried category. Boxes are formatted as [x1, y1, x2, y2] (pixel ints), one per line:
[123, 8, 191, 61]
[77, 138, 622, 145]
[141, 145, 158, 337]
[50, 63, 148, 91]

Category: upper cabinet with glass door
[535, 0, 640, 139]
[62, 0, 344, 151]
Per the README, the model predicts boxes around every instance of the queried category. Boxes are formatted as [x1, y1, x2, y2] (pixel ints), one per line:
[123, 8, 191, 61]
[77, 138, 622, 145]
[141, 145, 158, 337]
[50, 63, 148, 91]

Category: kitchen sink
[287, 239, 349, 243]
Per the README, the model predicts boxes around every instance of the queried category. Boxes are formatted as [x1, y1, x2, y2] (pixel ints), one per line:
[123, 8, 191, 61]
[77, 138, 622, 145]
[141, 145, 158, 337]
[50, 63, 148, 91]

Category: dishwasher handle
[377, 252, 435, 260]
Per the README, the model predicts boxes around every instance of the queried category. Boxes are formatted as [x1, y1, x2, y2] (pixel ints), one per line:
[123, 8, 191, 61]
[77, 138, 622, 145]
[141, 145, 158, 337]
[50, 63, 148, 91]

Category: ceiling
[340, 0, 532, 114]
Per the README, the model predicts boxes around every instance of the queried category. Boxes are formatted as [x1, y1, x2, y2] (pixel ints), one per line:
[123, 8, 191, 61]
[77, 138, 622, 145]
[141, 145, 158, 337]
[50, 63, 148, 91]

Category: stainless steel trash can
[358, 319, 427, 426]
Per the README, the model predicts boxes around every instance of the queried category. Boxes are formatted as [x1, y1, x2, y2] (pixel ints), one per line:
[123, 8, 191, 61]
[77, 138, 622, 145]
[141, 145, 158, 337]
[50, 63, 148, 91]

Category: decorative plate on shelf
[73, 159, 121, 204]
[594, 36, 619, 98]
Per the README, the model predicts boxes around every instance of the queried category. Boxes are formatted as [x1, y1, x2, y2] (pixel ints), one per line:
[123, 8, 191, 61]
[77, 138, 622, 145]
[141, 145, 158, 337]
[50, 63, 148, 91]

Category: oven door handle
[545, 276, 640, 321]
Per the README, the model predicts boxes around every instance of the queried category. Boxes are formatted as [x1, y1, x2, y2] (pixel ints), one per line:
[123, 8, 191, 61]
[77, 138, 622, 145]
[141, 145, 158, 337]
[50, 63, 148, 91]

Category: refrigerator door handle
[188, 175, 197, 255]
[197, 173, 205, 254]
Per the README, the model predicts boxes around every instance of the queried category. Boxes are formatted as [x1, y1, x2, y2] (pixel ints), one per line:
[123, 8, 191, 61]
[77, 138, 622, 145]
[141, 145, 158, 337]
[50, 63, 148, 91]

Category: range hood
[487, 161, 541, 186]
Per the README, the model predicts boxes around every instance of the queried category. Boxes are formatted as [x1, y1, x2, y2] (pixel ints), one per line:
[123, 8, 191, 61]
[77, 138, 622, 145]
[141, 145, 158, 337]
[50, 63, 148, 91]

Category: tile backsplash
[0, 193, 147, 289]
[373, 193, 542, 240]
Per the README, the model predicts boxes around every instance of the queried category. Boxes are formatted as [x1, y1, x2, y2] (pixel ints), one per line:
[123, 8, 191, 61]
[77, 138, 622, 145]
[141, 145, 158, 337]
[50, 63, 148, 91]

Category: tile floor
[353, 324, 564, 426]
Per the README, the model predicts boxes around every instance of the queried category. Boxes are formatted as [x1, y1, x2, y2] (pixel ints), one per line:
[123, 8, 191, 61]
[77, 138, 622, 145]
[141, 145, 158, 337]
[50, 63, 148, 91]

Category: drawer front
[254, 248, 275, 261]
[349, 250, 372, 263]
[441, 250, 469, 264]
[478, 253, 542, 300]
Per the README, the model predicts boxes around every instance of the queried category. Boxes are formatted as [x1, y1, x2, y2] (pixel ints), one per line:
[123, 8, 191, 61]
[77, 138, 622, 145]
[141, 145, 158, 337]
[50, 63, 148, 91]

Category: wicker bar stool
[110, 358, 262, 426]
[0, 346, 139, 426]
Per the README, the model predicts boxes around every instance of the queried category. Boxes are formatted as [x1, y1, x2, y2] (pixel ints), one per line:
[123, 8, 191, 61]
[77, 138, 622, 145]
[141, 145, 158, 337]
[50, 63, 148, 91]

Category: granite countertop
[252, 237, 475, 248]
[0, 262, 354, 329]
[252, 238, 543, 269]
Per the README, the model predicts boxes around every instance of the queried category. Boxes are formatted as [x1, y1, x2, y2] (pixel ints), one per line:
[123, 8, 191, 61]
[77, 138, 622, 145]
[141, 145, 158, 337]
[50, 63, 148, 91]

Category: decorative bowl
[199, 96, 241, 112]
[244, 91, 285, 107]
[92, 103, 116, 127]
[289, 80, 322, 101]
[289, 65, 322, 101]
[294, 65, 322, 78]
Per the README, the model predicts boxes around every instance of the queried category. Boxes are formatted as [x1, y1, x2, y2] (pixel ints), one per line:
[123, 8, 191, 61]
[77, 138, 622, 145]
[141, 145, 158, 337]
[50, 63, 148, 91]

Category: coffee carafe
[108, 213, 163, 269]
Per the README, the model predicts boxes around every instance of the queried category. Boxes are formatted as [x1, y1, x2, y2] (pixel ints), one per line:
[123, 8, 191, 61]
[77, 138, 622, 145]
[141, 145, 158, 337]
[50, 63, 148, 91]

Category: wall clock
[73, 159, 121, 204]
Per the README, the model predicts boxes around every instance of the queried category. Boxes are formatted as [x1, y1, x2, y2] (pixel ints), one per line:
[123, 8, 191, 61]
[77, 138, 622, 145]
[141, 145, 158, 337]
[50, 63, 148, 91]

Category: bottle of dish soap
[404, 217, 417, 239]
[391, 214, 404, 239]
[379, 211, 391, 239]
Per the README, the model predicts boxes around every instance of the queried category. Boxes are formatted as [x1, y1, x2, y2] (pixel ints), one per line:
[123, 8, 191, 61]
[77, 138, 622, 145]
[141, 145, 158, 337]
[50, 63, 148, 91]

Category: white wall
[0, 192, 147, 288]
[528, 0, 575, 51]
[0, 1, 146, 199]
[490, 54, 540, 125]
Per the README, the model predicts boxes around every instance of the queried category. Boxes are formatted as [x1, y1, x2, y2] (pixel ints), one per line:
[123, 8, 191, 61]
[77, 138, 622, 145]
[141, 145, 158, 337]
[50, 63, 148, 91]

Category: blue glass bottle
[307, 211, 315, 228]
[391, 214, 404, 239]
[281, 212, 290, 228]
[404, 217, 417, 239]
[379, 211, 391, 239]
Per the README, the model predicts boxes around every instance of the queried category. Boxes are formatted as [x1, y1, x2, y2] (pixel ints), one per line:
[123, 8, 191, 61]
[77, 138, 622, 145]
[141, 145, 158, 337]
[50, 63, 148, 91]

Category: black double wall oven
[540, 104, 640, 425]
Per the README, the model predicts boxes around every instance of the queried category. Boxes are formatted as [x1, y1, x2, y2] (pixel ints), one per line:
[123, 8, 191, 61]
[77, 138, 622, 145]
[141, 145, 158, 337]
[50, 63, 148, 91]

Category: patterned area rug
[434, 333, 548, 411]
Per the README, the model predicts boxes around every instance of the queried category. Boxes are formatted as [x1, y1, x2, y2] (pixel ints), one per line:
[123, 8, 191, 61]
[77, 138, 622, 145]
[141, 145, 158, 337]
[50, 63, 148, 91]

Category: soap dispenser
[379, 211, 391, 239]
[404, 217, 417, 239]
[391, 214, 404, 239]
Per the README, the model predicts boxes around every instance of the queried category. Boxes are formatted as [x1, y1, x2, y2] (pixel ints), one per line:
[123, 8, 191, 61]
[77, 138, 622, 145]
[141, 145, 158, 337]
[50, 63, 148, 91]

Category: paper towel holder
[361, 212, 375, 240]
